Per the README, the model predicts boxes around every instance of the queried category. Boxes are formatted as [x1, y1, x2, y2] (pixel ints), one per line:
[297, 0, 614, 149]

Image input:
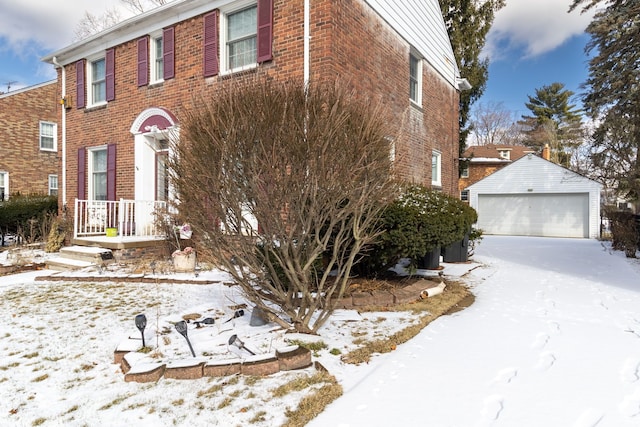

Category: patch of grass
[243, 376, 261, 386]
[32, 418, 46, 426]
[282, 373, 342, 427]
[171, 399, 184, 406]
[197, 382, 225, 398]
[249, 410, 267, 423]
[32, 374, 49, 382]
[286, 340, 328, 352]
[329, 348, 341, 355]
[272, 371, 335, 398]
[99, 395, 129, 410]
[65, 405, 79, 414]
[341, 281, 473, 364]
[23, 352, 39, 359]
[217, 397, 233, 409]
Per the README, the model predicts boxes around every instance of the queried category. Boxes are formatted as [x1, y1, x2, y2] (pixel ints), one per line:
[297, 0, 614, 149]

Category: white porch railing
[74, 199, 167, 238]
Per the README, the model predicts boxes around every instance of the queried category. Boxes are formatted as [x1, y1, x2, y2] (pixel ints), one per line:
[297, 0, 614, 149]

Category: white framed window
[409, 52, 422, 105]
[221, 1, 258, 73]
[431, 151, 442, 187]
[460, 164, 469, 178]
[89, 147, 107, 201]
[0, 172, 7, 200]
[87, 55, 106, 106]
[498, 150, 511, 160]
[49, 175, 58, 196]
[460, 190, 469, 201]
[39, 121, 57, 151]
[151, 32, 164, 83]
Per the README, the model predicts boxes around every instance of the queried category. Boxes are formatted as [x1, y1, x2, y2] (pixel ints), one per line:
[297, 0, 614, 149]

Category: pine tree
[570, 0, 640, 207]
[518, 82, 583, 166]
[440, 0, 506, 156]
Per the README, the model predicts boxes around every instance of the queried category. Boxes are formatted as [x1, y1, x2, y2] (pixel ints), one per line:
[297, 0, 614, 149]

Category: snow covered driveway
[310, 236, 640, 427]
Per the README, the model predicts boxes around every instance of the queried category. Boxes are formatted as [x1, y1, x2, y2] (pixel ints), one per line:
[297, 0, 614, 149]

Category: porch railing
[74, 199, 167, 238]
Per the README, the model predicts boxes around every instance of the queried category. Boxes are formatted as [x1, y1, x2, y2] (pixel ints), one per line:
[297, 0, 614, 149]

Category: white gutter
[303, 0, 310, 87]
[52, 56, 67, 211]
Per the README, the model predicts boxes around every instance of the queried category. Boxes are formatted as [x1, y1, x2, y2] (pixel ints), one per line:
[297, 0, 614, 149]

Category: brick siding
[0, 82, 59, 197]
[57, 0, 460, 212]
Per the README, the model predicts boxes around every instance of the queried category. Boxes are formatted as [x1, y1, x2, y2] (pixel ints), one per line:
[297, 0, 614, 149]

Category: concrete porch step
[45, 245, 115, 271]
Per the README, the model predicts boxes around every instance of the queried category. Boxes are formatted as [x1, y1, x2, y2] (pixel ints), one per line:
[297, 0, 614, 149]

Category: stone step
[45, 245, 115, 271]
[59, 245, 115, 264]
[45, 256, 95, 271]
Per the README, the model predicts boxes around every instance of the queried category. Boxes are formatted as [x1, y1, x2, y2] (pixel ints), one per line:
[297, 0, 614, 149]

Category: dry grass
[341, 281, 474, 365]
[281, 372, 343, 427]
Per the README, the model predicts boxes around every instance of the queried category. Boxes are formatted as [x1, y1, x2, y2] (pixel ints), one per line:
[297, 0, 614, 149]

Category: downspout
[303, 0, 310, 87]
[52, 56, 67, 215]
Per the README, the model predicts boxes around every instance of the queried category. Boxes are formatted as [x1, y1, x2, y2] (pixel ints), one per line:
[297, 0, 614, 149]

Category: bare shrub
[172, 78, 398, 333]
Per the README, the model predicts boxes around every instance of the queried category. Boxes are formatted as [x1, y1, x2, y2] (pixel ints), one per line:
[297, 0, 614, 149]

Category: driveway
[309, 236, 640, 427]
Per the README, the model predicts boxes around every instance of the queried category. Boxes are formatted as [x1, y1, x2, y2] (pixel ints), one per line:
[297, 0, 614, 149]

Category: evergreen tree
[570, 0, 640, 207]
[440, 0, 506, 156]
[518, 82, 583, 166]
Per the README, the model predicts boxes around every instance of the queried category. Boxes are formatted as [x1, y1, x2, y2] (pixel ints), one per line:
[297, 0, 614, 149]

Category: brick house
[42, 0, 469, 248]
[0, 80, 59, 200]
[459, 144, 536, 201]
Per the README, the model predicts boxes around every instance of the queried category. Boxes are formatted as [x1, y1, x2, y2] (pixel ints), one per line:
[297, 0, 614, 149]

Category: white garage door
[477, 193, 589, 238]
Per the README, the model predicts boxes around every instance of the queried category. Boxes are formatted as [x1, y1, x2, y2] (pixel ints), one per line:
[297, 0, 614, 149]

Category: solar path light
[224, 309, 244, 323]
[228, 334, 255, 355]
[135, 314, 147, 347]
[175, 320, 196, 357]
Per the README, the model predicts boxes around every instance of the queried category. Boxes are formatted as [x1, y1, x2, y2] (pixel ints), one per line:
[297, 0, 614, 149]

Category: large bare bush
[172, 78, 398, 333]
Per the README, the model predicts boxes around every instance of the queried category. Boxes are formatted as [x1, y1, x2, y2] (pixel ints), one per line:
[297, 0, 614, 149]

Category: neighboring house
[42, 0, 468, 250]
[466, 154, 602, 239]
[0, 80, 59, 200]
[459, 144, 536, 201]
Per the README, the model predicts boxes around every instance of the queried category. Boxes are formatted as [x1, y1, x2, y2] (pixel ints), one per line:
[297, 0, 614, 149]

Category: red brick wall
[0, 82, 59, 197]
[58, 0, 460, 211]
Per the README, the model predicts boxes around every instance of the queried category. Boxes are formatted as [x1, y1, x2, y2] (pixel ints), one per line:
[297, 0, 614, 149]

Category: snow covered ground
[1, 236, 639, 426]
[310, 236, 640, 427]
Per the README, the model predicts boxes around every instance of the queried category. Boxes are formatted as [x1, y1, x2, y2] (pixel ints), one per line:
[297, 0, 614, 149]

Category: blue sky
[0, 0, 595, 117]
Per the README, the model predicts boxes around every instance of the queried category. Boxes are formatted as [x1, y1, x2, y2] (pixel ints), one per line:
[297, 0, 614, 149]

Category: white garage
[467, 155, 602, 239]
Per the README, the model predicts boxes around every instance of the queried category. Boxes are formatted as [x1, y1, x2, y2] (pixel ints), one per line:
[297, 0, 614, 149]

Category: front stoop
[45, 245, 114, 271]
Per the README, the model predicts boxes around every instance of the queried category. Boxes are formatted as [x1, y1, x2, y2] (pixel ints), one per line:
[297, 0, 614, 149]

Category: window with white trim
[49, 175, 58, 196]
[221, 2, 258, 72]
[88, 56, 106, 105]
[461, 190, 469, 201]
[89, 148, 107, 201]
[460, 163, 469, 178]
[431, 151, 442, 187]
[39, 121, 57, 151]
[0, 172, 7, 200]
[151, 33, 164, 83]
[409, 52, 422, 105]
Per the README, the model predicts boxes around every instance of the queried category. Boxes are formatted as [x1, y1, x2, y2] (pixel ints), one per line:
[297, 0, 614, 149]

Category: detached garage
[466, 154, 602, 239]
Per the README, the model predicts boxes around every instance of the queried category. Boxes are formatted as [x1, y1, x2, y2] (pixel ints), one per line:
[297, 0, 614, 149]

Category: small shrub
[358, 185, 478, 276]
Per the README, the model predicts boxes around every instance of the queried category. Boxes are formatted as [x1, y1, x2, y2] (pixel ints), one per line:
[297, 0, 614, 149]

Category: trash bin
[418, 246, 441, 269]
[442, 234, 469, 263]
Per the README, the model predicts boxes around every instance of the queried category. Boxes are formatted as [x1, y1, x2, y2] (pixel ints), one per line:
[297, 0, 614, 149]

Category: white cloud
[0, 0, 128, 53]
[485, 0, 595, 61]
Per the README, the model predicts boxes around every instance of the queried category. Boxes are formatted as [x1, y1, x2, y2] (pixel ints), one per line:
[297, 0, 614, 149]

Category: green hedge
[0, 194, 58, 244]
[358, 185, 477, 276]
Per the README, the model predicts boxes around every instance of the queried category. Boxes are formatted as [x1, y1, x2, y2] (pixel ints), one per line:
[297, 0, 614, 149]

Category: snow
[1, 236, 640, 426]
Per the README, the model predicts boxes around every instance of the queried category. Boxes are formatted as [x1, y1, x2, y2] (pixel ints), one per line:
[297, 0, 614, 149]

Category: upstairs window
[225, 5, 258, 71]
[498, 150, 511, 160]
[40, 121, 57, 151]
[90, 57, 106, 104]
[460, 163, 469, 178]
[151, 34, 164, 83]
[409, 52, 422, 105]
